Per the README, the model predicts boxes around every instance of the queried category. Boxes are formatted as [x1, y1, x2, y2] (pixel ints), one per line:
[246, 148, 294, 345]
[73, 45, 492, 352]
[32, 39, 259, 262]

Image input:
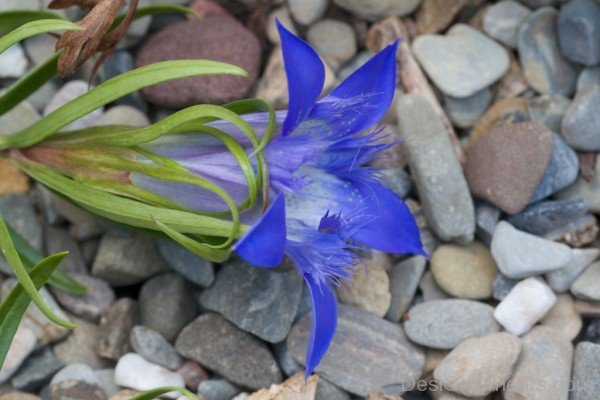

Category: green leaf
[152, 217, 230, 263]
[0, 60, 248, 150]
[0, 250, 68, 369]
[0, 10, 64, 36]
[16, 160, 249, 238]
[0, 19, 80, 54]
[6, 224, 87, 295]
[0, 212, 76, 329]
[0, 52, 59, 117]
[111, 4, 201, 29]
[128, 386, 196, 400]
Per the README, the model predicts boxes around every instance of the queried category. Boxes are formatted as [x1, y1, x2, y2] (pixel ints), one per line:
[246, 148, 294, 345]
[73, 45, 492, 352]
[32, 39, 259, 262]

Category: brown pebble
[177, 360, 209, 391]
[466, 121, 553, 214]
[578, 152, 597, 182]
[136, 17, 260, 108]
[575, 300, 600, 317]
[416, 0, 483, 34]
[0, 158, 29, 195]
[470, 97, 529, 145]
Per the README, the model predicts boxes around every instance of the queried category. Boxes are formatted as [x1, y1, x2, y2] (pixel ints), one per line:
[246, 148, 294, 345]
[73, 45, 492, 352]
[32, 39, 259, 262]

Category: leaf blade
[0, 19, 80, 54]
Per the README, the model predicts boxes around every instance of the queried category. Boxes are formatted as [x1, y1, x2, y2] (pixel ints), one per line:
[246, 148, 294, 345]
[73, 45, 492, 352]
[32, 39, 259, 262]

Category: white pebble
[494, 277, 557, 336]
[0, 44, 28, 78]
[0, 325, 36, 384]
[114, 353, 185, 398]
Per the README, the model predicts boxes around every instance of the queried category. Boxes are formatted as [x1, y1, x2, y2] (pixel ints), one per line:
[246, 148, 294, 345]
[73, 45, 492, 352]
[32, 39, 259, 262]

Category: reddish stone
[135, 17, 260, 107]
[465, 121, 553, 215]
[177, 360, 209, 390]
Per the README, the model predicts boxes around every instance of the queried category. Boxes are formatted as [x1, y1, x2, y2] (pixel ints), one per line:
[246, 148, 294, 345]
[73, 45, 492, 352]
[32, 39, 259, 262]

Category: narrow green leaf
[0, 19, 80, 54]
[0, 60, 248, 149]
[128, 386, 196, 400]
[111, 4, 201, 29]
[0, 10, 64, 36]
[6, 224, 87, 295]
[153, 217, 230, 263]
[0, 251, 68, 369]
[0, 212, 76, 329]
[0, 52, 59, 117]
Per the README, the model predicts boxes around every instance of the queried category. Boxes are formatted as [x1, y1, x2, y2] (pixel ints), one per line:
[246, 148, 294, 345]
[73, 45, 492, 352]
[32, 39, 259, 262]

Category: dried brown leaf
[55, 0, 124, 77]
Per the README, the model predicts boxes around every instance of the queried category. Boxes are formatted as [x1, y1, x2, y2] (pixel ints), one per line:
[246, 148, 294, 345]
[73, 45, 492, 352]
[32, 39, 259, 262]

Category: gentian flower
[233, 23, 425, 376]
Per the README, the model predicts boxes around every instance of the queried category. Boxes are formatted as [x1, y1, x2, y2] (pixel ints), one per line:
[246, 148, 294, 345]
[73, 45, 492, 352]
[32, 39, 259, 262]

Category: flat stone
[176, 360, 208, 392]
[571, 261, 600, 300]
[546, 248, 600, 292]
[197, 379, 242, 400]
[200, 260, 301, 342]
[414, 24, 509, 98]
[11, 349, 63, 391]
[1, 99, 41, 139]
[571, 342, 600, 400]
[470, 97, 530, 146]
[97, 298, 139, 360]
[307, 19, 357, 70]
[91, 105, 149, 127]
[475, 201, 501, 246]
[443, 89, 492, 129]
[490, 221, 572, 279]
[419, 271, 449, 301]
[0, 195, 42, 250]
[494, 277, 557, 336]
[540, 294, 582, 340]
[558, 155, 600, 213]
[332, 0, 421, 22]
[557, 0, 600, 65]
[492, 272, 519, 301]
[92, 232, 169, 286]
[544, 213, 599, 247]
[386, 256, 426, 322]
[130, 326, 183, 370]
[531, 131, 580, 203]
[114, 353, 184, 398]
[45, 226, 87, 274]
[139, 273, 197, 342]
[405, 199, 441, 255]
[483, 0, 531, 48]
[430, 242, 497, 300]
[562, 85, 600, 152]
[416, 0, 483, 34]
[528, 94, 571, 133]
[379, 168, 413, 199]
[50, 363, 105, 400]
[288, 305, 424, 396]
[433, 332, 521, 397]
[52, 274, 115, 323]
[0, 44, 27, 78]
[315, 379, 350, 400]
[397, 94, 475, 243]
[288, 0, 329, 25]
[518, 7, 578, 96]
[51, 194, 104, 240]
[156, 239, 215, 288]
[135, 17, 260, 107]
[465, 121, 553, 214]
[0, 326, 36, 384]
[404, 299, 500, 349]
[508, 199, 588, 235]
[576, 65, 600, 94]
[504, 326, 573, 400]
[274, 341, 302, 377]
[54, 317, 110, 370]
[176, 313, 283, 390]
[0, 159, 29, 196]
[337, 258, 391, 317]
[44, 81, 104, 131]
[94, 369, 119, 398]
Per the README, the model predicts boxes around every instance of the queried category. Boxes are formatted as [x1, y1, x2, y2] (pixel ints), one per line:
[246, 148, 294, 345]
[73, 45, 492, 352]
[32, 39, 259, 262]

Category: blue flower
[233, 22, 425, 377]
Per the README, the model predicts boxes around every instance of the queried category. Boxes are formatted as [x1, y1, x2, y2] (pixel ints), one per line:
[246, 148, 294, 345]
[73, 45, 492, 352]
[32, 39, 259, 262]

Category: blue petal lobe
[234, 194, 287, 267]
[310, 41, 399, 136]
[353, 180, 426, 256]
[303, 272, 337, 378]
[277, 20, 325, 136]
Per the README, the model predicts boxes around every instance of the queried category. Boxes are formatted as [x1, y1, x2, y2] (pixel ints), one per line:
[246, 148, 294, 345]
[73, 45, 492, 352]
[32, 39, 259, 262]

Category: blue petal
[303, 272, 337, 378]
[353, 180, 426, 256]
[234, 194, 287, 267]
[277, 20, 325, 136]
[310, 41, 399, 137]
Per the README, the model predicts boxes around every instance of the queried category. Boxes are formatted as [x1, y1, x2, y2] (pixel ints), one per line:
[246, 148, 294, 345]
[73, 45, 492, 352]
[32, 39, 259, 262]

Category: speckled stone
[465, 122, 553, 214]
[397, 94, 475, 243]
[483, 0, 531, 48]
[508, 199, 588, 235]
[528, 94, 571, 133]
[540, 294, 582, 340]
[135, 17, 260, 107]
[546, 248, 600, 292]
[443, 89, 492, 129]
[557, 155, 600, 213]
[571, 342, 600, 400]
[561, 85, 600, 152]
[386, 256, 426, 322]
[306, 19, 357, 70]
[571, 261, 600, 301]
[430, 242, 497, 300]
[337, 258, 391, 317]
[288, 305, 424, 396]
[404, 299, 501, 350]
[518, 7, 578, 96]
[413, 24, 510, 98]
